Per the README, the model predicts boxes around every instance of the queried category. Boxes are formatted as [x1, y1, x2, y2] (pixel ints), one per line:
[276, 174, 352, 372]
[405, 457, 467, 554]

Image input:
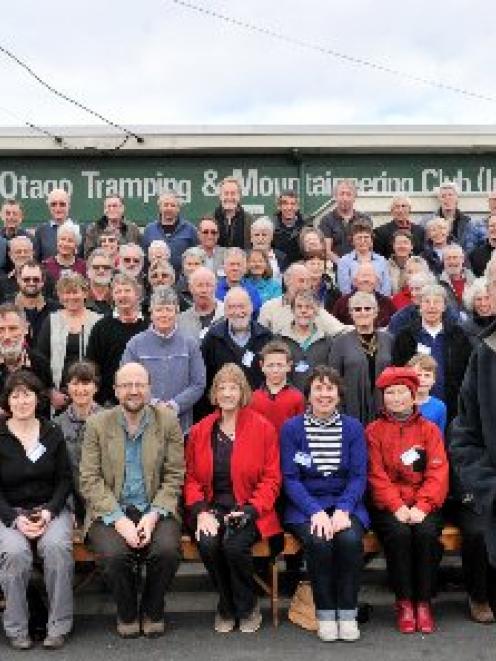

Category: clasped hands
[115, 511, 159, 549]
[394, 505, 426, 524]
[195, 510, 247, 541]
[16, 509, 52, 539]
[310, 509, 351, 540]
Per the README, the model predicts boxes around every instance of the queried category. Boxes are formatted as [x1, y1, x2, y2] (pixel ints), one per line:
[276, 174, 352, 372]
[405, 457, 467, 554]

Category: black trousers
[372, 509, 443, 601]
[196, 521, 260, 619]
[88, 517, 181, 623]
[287, 517, 364, 617]
[446, 502, 492, 603]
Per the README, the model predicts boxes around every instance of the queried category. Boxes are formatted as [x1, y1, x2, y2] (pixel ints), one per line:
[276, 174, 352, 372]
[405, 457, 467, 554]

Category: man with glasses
[15, 261, 59, 346]
[0, 236, 55, 303]
[0, 199, 30, 273]
[374, 196, 425, 259]
[197, 215, 225, 275]
[118, 243, 145, 283]
[85, 249, 114, 315]
[98, 229, 120, 265]
[34, 189, 83, 262]
[80, 361, 184, 638]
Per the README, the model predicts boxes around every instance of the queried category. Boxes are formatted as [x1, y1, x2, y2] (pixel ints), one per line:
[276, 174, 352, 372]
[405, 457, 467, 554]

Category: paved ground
[2, 563, 496, 660]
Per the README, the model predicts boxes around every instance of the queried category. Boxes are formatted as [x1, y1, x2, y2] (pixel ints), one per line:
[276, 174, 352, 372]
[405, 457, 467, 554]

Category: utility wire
[0, 104, 67, 146]
[169, 0, 496, 105]
[0, 44, 144, 143]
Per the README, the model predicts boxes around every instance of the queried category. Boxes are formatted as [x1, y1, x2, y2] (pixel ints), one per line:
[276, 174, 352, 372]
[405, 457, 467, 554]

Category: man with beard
[14, 261, 59, 347]
[86, 274, 148, 405]
[213, 177, 253, 250]
[80, 362, 184, 638]
[0, 303, 53, 414]
[85, 249, 114, 315]
[118, 243, 145, 285]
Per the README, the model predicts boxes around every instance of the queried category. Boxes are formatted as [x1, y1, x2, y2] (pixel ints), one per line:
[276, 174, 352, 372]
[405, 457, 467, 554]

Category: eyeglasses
[115, 382, 149, 390]
[21, 277, 42, 284]
[351, 306, 373, 312]
[123, 257, 141, 264]
[92, 264, 112, 271]
[49, 201, 67, 207]
[200, 229, 219, 235]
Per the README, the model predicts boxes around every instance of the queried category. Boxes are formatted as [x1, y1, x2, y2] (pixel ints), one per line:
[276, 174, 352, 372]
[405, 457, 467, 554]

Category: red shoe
[395, 600, 416, 634]
[416, 601, 436, 634]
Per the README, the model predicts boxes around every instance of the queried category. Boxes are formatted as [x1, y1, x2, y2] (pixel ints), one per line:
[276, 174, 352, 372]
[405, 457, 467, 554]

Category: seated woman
[276, 290, 333, 392]
[329, 291, 392, 425]
[43, 222, 86, 281]
[54, 360, 102, 524]
[366, 366, 449, 634]
[245, 249, 282, 305]
[36, 273, 102, 410]
[176, 247, 207, 311]
[184, 363, 281, 634]
[281, 365, 368, 642]
[0, 371, 73, 650]
[303, 249, 339, 310]
[461, 277, 496, 347]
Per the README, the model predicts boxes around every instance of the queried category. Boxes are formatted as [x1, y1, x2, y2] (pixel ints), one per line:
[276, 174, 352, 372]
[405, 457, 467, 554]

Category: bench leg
[271, 560, 279, 627]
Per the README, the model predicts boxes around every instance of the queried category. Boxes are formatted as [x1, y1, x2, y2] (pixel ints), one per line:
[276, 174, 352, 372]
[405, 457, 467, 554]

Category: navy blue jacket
[142, 217, 198, 272]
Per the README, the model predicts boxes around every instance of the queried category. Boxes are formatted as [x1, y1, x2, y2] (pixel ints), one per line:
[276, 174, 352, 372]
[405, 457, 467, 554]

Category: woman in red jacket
[366, 367, 448, 635]
[184, 363, 281, 635]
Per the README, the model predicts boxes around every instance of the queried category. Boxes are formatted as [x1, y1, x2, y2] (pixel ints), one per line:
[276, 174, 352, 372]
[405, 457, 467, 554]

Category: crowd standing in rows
[0, 178, 495, 649]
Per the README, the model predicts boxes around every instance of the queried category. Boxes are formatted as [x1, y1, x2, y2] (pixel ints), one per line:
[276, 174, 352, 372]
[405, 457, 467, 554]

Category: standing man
[121, 286, 206, 435]
[142, 192, 197, 274]
[319, 179, 372, 263]
[178, 267, 224, 341]
[80, 362, 184, 638]
[214, 177, 253, 249]
[84, 195, 141, 258]
[197, 215, 225, 275]
[272, 189, 307, 265]
[374, 196, 425, 258]
[85, 249, 114, 315]
[15, 261, 59, 346]
[34, 189, 82, 262]
[435, 182, 485, 252]
[215, 248, 262, 317]
[0, 199, 30, 241]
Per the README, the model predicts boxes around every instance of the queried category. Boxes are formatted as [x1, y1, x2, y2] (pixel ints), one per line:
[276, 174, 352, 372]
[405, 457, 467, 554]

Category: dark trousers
[196, 521, 260, 619]
[287, 517, 364, 617]
[88, 517, 181, 623]
[448, 502, 492, 603]
[372, 509, 443, 601]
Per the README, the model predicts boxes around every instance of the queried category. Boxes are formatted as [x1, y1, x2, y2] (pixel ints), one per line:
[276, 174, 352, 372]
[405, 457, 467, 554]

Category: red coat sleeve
[414, 422, 449, 514]
[366, 423, 405, 513]
[183, 425, 208, 508]
[246, 420, 281, 517]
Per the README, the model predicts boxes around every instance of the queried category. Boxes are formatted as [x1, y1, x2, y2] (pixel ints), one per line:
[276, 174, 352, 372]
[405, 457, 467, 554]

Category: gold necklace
[359, 332, 377, 356]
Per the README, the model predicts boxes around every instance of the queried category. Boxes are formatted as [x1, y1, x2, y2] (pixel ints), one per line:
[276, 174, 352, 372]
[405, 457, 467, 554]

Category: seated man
[178, 266, 224, 342]
[439, 244, 475, 316]
[80, 362, 184, 638]
[215, 247, 262, 317]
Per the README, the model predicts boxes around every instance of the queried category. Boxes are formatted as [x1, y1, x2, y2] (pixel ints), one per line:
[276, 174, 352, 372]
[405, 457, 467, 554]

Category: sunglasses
[351, 306, 373, 312]
[49, 201, 67, 207]
[21, 277, 42, 283]
[92, 264, 112, 271]
[200, 229, 219, 235]
[123, 257, 141, 264]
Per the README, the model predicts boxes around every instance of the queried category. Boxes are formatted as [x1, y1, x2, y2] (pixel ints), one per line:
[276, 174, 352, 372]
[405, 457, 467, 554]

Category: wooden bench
[73, 526, 463, 627]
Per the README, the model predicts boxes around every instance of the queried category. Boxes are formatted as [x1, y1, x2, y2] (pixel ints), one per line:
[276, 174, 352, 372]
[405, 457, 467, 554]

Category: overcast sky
[2, 0, 495, 129]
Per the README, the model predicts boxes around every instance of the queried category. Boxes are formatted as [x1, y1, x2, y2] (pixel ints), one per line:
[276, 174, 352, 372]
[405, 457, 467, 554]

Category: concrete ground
[1, 561, 496, 660]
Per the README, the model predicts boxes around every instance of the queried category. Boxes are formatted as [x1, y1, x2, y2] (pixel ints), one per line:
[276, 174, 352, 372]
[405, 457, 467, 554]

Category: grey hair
[149, 259, 175, 280]
[150, 285, 179, 309]
[188, 265, 216, 286]
[405, 255, 429, 272]
[148, 240, 171, 260]
[87, 248, 112, 267]
[224, 285, 253, 310]
[485, 256, 496, 283]
[157, 190, 182, 208]
[348, 291, 378, 312]
[420, 283, 447, 302]
[57, 220, 81, 246]
[9, 235, 33, 250]
[251, 216, 275, 234]
[390, 195, 412, 210]
[283, 262, 307, 287]
[111, 272, 143, 298]
[332, 178, 357, 197]
[182, 246, 207, 266]
[224, 247, 247, 264]
[442, 243, 464, 259]
[119, 242, 144, 261]
[425, 216, 449, 232]
[290, 289, 319, 311]
[438, 181, 459, 195]
[463, 277, 488, 312]
[409, 271, 436, 288]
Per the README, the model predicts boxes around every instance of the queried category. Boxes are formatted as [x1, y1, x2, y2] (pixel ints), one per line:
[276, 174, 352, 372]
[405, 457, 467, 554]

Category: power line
[168, 0, 496, 106]
[0, 44, 144, 143]
[0, 104, 67, 146]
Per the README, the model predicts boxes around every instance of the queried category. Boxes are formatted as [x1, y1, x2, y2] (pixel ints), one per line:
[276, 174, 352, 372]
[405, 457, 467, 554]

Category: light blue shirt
[337, 251, 392, 296]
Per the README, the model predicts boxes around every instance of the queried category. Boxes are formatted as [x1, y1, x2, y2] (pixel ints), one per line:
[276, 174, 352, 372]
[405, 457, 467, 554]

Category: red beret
[375, 366, 419, 395]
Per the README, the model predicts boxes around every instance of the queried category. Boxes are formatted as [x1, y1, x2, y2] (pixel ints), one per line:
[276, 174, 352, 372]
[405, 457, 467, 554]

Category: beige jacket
[79, 405, 184, 535]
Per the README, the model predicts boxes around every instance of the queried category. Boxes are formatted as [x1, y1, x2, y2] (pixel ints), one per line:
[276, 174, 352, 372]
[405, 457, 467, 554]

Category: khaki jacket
[79, 405, 184, 535]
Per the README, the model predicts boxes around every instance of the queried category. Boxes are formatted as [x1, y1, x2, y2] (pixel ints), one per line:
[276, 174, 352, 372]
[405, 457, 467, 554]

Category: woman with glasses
[97, 229, 120, 266]
[36, 273, 102, 411]
[329, 291, 393, 425]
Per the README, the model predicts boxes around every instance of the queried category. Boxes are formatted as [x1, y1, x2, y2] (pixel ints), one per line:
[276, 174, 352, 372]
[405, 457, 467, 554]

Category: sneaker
[116, 619, 140, 638]
[8, 636, 33, 650]
[214, 612, 236, 633]
[239, 605, 262, 633]
[317, 620, 338, 642]
[469, 598, 495, 624]
[416, 601, 436, 634]
[43, 634, 65, 649]
[338, 619, 360, 641]
[142, 617, 165, 638]
[395, 599, 416, 634]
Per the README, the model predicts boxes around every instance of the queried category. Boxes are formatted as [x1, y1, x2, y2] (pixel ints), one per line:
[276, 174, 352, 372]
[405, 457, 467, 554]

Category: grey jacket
[329, 328, 393, 425]
[276, 323, 334, 392]
[178, 301, 224, 343]
[121, 326, 206, 433]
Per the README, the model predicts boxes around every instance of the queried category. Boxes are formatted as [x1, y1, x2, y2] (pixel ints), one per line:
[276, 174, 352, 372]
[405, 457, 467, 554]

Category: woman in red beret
[366, 366, 449, 635]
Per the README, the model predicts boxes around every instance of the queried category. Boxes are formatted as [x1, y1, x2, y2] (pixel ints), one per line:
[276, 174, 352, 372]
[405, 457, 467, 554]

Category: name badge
[217, 268, 225, 277]
[26, 443, 46, 464]
[294, 451, 312, 467]
[242, 350, 254, 367]
[199, 328, 208, 340]
[294, 360, 310, 373]
[417, 343, 431, 355]
[400, 447, 420, 466]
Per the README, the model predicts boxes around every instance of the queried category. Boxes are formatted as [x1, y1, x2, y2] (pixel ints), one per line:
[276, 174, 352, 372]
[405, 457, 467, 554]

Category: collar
[151, 323, 177, 340]
[15, 291, 46, 311]
[262, 382, 290, 399]
[304, 410, 341, 426]
[118, 406, 150, 438]
[421, 322, 443, 338]
[113, 307, 143, 321]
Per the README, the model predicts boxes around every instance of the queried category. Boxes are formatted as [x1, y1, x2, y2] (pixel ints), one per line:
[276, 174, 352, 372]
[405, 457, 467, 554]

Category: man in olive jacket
[80, 362, 184, 639]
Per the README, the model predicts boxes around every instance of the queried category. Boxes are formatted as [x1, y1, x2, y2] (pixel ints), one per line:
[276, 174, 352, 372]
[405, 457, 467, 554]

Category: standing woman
[36, 273, 101, 410]
[281, 366, 368, 642]
[0, 371, 73, 650]
[366, 367, 449, 634]
[329, 291, 392, 425]
[184, 363, 281, 634]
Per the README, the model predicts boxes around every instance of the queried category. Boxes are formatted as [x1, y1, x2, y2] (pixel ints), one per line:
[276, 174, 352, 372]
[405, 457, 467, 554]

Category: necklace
[359, 332, 377, 356]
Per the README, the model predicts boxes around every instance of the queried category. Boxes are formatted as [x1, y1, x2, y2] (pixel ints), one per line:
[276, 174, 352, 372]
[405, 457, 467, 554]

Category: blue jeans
[287, 516, 364, 621]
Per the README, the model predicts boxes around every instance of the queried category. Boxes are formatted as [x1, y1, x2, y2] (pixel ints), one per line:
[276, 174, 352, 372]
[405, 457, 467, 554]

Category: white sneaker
[338, 619, 360, 641]
[317, 620, 338, 642]
[214, 612, 235, 633]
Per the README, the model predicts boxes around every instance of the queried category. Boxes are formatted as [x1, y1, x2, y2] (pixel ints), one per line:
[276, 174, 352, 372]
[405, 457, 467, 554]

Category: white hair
[251, 216, 274, 234]
[463, 277, 489, 312]
[57, 220, 81, 246]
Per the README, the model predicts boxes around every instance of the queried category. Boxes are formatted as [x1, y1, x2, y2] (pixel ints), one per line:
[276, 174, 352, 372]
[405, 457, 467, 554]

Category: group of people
[0, 177, 495, 648]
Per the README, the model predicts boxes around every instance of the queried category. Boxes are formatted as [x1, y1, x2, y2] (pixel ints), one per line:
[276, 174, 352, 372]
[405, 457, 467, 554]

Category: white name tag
[294, 451, 312, 467]
[417, 343, 431, 355]
[26, 443, 46, 464]
[400, 447, 420, 466]
[294, 360, 310, 373]
[199, 328, 208, 340]
[242, 350, 254, 367]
